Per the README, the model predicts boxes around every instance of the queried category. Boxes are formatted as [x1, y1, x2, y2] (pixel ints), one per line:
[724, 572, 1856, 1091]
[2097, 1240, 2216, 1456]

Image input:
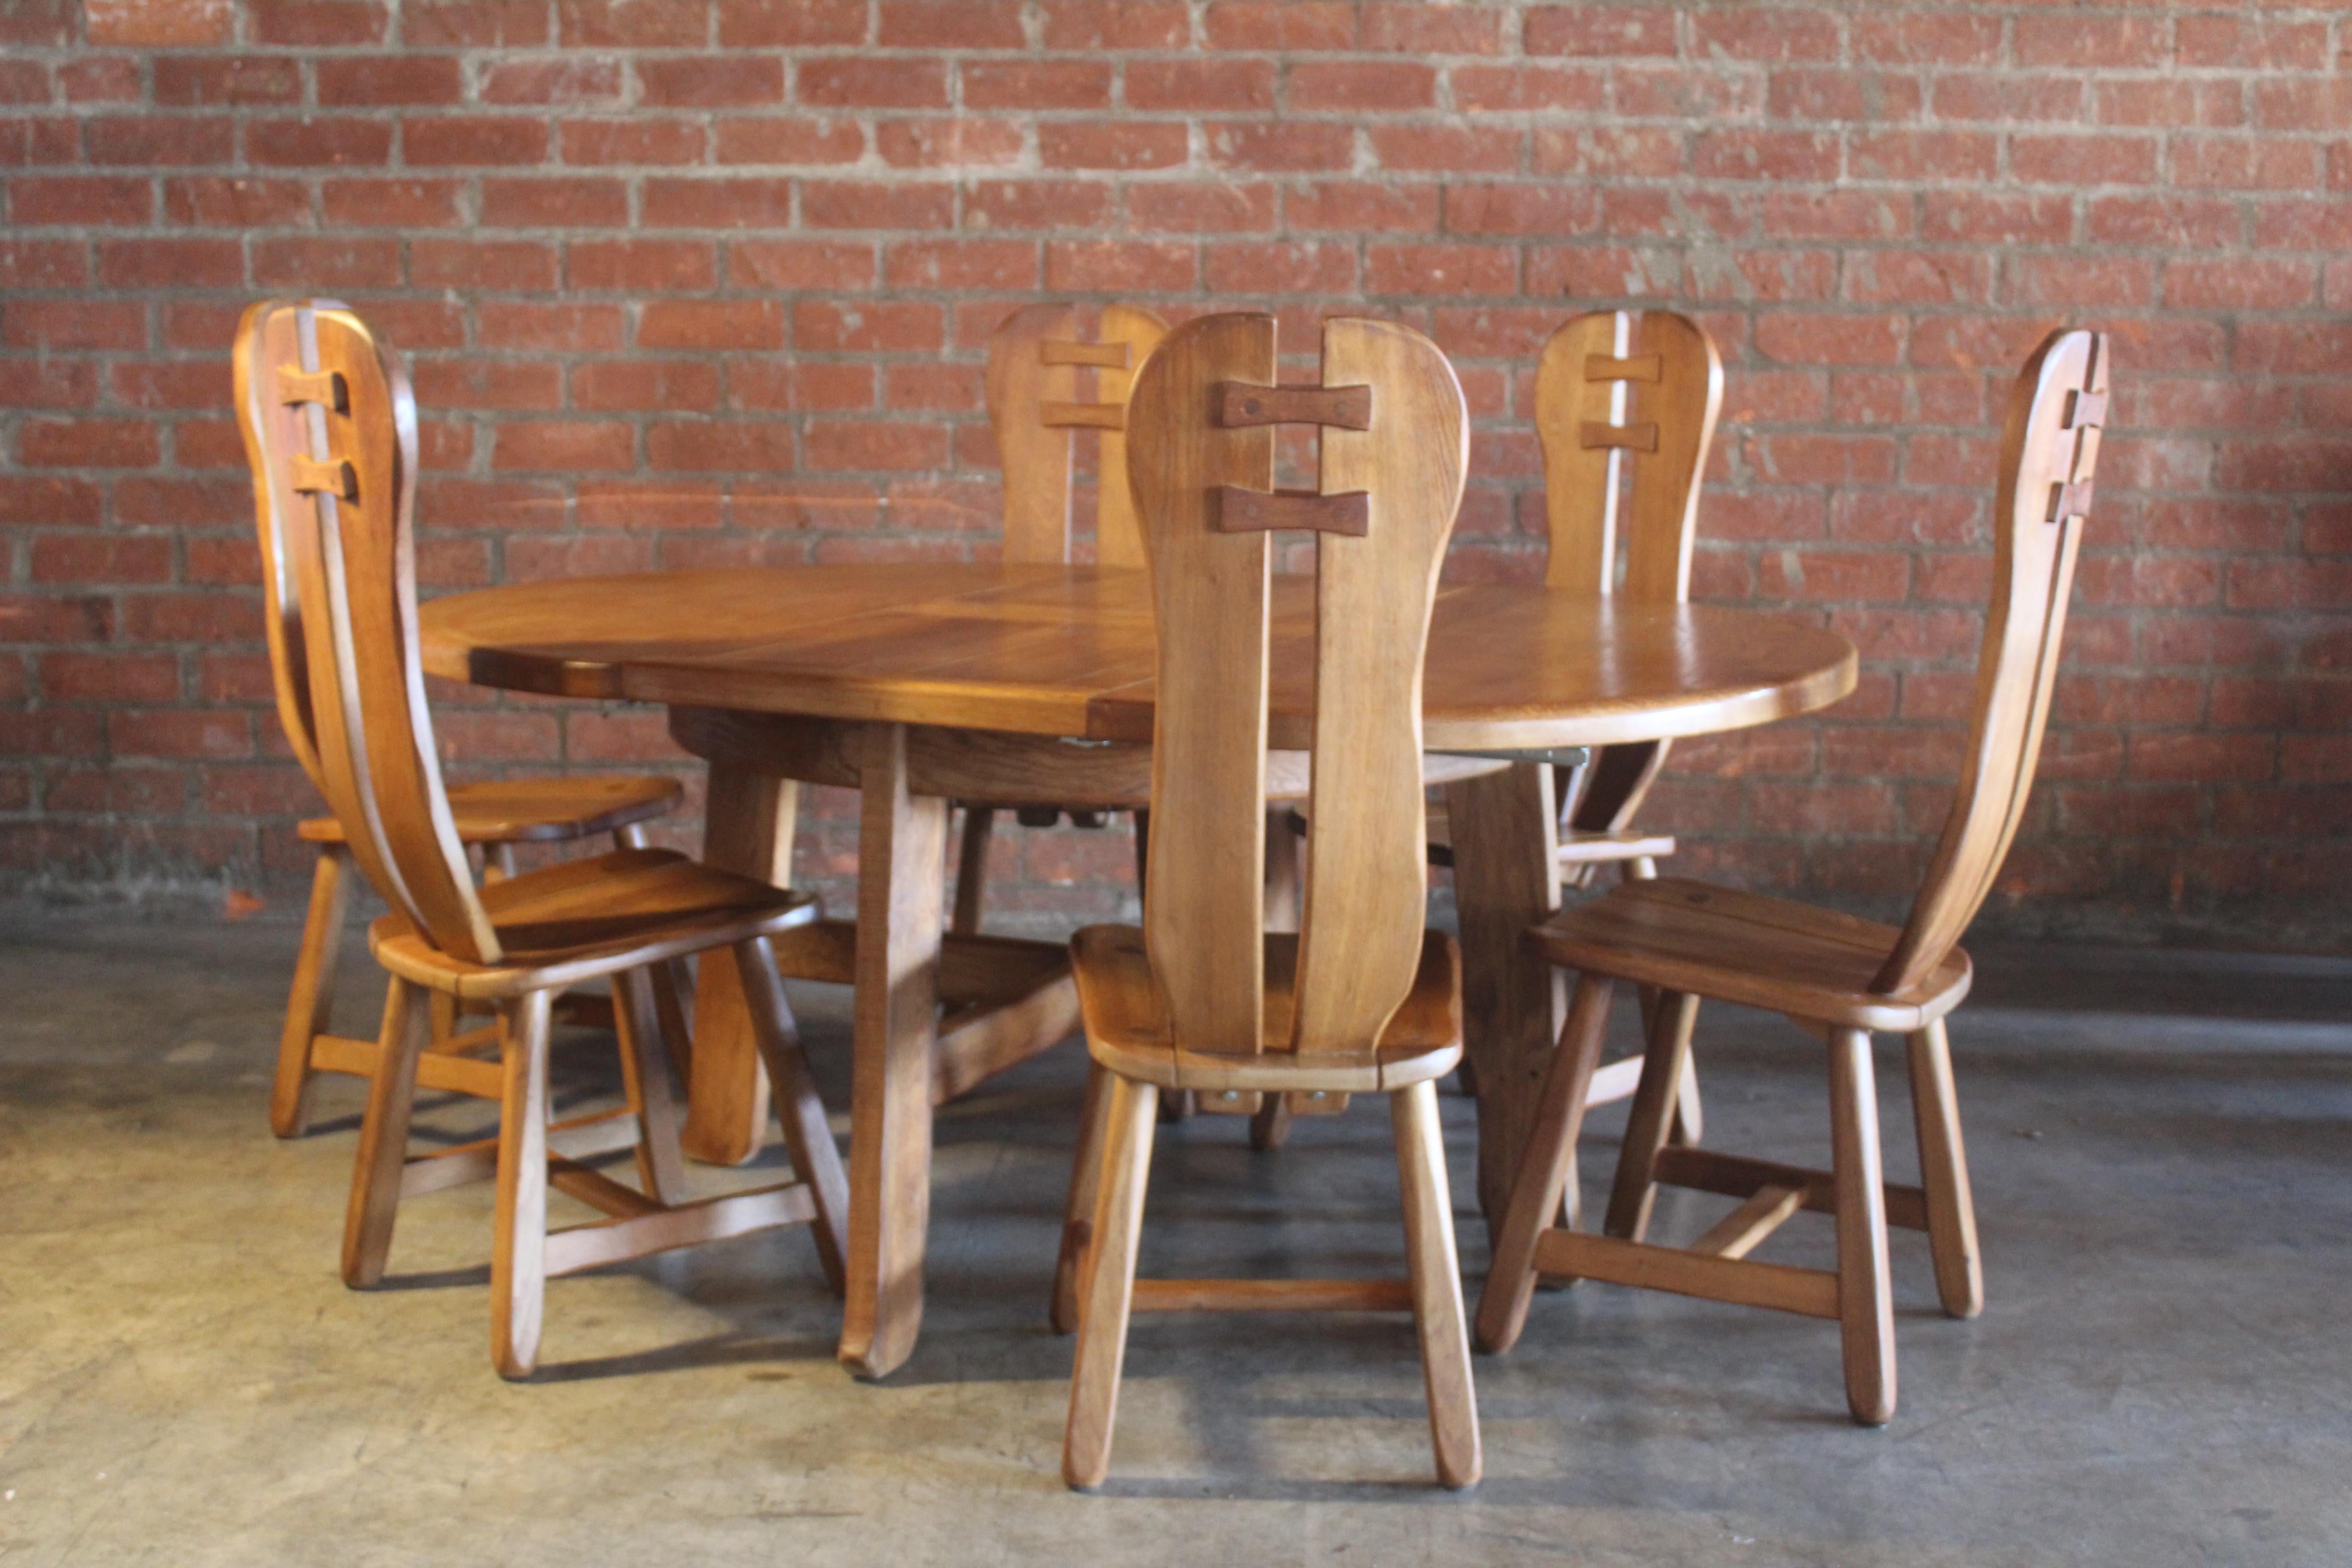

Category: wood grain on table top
[418, 564, 1857, 751]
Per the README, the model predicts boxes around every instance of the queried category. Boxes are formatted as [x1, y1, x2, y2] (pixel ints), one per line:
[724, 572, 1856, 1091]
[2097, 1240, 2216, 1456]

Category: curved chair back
[1535, 311, 1723, 839]
[235, 299, 498, 965]
[985, 302, 1168, 568]
[1127, 313, 1468, 1058]
[1876, 328, 2111, 994]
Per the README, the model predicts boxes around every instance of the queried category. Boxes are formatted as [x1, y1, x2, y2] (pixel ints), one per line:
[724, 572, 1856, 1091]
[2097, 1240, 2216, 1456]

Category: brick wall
[2, 0, 2348, 947]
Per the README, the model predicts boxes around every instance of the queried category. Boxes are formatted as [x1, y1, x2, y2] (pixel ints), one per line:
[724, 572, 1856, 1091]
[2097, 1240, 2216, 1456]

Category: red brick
[570, 359, 722, 412]
[248, 0, 388, 45]
[251, 235, 402, 289]
[2166, 258, 2317, 313]
[0, 476, 103, 528]
[646, 421, 799, 472]
[965, 178, 1116, 231]
[1202, 1, 1352, 49]
[322, 177, 464, 229]
[315, 55, 463, 105]
[0, 361, 99, 408]
[2174, 137, 2323, 193]
[8, 176, 154, 226]
[804, 420, 950, 472]
[407, 0, 547, 44]
[1525, 4, 1676, 57]
[1127, 182, 1277, 234]
[480, 177, 631, 228]
[1288, 61, 1436, 112]
[165, 176, 312, 229]
[710, 116, 864, 165]
[402, 116, 549, 165]
[410, 359, 562, 410]
[728, 361, 873, 412]
[960, 59, 1110, 111]
[1365, 243, 1515, 297]
[886, 239, 1038, 291]
[96, 237, 245, 289]
[2017, 13, 2170, 70]
[561, 118, 706, 165]
[476, 301, 625, 352]
[557, 0, 701, 45]
[5, 300, 144, 352]
[245, 117, 394, 168]
[112, 708, 253, 760]
[638, 55, 784, 108]
[567, 239, 716, 292]
[154, 56, 302, 107]
[802, 181, 956, 230]
[877, 118, 1024, 170]
[1042, 0, 1186, 48]
[87, 0, 234, 43]
[1044, 240, 1196, 292]
[730, 238, 876, 290]
[643, 178, 794, 229]
[492, 420, 635, 471]
[1443, 182, 1599, 237]
[798, 59, 949, 109]
[878, 0, 1021, 47]
[1122, 59, 1271, 114]
[481, 58, 622, 106]
[1204, 240, 1356, 295]
[1039, 120, 1188, 172]
[641, 300, 787, 351]
[1207, 121, 1352, 173]
[40, 652, 179, 703]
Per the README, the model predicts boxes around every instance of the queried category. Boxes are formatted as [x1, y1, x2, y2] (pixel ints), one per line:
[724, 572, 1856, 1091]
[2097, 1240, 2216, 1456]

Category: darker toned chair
[1475, 328, 2111, 1426]
[1054, 312, 1481, 1491]
[247, 299, 848, 1379]
[236, 299, 684, 1140]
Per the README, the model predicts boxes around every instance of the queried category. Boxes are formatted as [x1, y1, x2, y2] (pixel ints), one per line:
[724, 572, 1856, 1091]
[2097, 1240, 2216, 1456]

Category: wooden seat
[1056, 312, 1480, 1491]
[244, 299, 847, 1380]
[237, 299, 687, 1139]
[1476, 328, 2112, 1427]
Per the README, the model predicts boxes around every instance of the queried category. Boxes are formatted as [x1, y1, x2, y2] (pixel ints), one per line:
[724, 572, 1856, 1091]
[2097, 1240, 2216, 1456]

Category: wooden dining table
[419, 561, 1857, 1378]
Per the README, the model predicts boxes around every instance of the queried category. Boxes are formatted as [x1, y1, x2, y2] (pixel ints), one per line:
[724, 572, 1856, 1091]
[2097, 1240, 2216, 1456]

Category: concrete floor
[2, 910, 2349, 1566]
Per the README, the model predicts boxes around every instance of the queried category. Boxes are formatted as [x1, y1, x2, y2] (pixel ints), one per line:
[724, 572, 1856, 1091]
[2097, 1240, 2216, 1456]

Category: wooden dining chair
[250, 299, 848, 1379]
[949, 301, 1169, 936]
[1054, 312, 1481, 1491]
[236, 299, 686, 1140]
[1475, 328, 2110, 1426]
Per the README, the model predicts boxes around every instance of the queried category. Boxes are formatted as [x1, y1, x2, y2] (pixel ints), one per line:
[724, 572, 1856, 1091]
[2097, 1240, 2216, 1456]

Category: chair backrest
[1535, 311, 1722, 839]
[985, 302, 1168, 568]
[1535, 309, 1721, 602]
[1127, 313, 1467, 1059]
[234, 296, 338, 795]
[1876, 328, 2110, 995]
[235, 299, 499, 965]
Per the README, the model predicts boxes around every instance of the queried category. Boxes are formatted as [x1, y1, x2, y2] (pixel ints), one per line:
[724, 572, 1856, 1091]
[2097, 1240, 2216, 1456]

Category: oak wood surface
[419, 567, 1855, 755]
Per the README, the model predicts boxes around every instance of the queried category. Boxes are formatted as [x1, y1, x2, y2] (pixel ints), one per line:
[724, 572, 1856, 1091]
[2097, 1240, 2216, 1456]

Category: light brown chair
[1475, 328, 2110, 1426]
[247, 299, 848, 1379]
[949, 301, 1168, 936]
[1054, 312, 1481, 1491]
[235, 298, 686, 1140]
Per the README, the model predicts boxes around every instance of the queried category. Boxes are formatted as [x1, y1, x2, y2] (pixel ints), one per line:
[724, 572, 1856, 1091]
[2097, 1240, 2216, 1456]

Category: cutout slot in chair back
[985, 302, 1169, 568]
[1127, 313, 1468, 1059]
[239, 299, 497, 965]
[1536, 309, 1722, 603]
[1876, 328, 2110, 995]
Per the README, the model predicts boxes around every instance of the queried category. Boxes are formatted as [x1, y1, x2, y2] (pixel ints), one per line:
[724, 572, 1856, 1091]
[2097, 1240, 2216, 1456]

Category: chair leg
[951, 806, 994, 937]
[1906, 1018, 1983, 1320]
[649, 956, 696, 1086]
[1052, 1059, 1113, 1334]
[1827, 1027, 1896, 1426]
[735, 936, 851, 1295]
[1392, 1078, 1481, 1490]
[1247, 1092, 1292, 1151]
[491, 990, 554, 1382]
[1672, 1049, 1705, 1146]
[272, 843, 350, 1138]
[1603, 990, 1698, 1243]
[1062, 1073, 1157, 1490]
[612, 966, 688, 1207]
[614, 823, 649, 850]
[1473, 973, 1614, 1354]
[340, 975, 430, 1287]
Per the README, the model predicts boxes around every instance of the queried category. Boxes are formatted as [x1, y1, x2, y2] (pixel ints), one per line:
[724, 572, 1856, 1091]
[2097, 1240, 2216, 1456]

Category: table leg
[680, 766, 797, 1166]
[838, 723, 947, 1379]
[1443, 760, 1566, 1232]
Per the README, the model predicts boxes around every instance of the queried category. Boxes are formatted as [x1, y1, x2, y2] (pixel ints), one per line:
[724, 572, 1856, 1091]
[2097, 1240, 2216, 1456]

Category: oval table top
[418, 564, 1858, 752]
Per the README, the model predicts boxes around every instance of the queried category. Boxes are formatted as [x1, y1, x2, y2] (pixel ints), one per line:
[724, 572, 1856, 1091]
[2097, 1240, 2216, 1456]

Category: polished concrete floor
[2, 910, 2348, 1566]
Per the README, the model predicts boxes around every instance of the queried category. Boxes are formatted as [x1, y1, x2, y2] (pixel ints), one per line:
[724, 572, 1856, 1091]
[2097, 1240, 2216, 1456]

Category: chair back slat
[243, 300, 497, 965]
[1535, 310, 1721, 602]
[234, 297, 335, 790]
[1876, 329, 2110, 995]
[1129, 313, 1466, 1060]
[1130, 313, 1278, 1056]
[985, 302, 1169, 568]
[1290, 319, 1469, 1056]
